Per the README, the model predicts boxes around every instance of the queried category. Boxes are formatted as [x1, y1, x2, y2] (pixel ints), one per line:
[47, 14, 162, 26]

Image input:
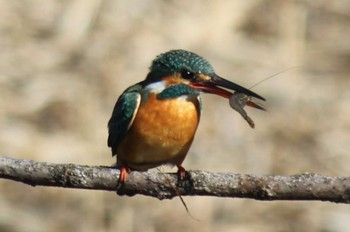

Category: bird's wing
[107, 84, 142, 156]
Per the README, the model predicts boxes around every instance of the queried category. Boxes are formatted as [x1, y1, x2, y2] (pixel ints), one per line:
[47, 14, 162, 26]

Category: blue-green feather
[147, 50, 215, 81]
[107, 84, 141, 156]
[157, 83, 200, 100]
[157, 83, 202, 111]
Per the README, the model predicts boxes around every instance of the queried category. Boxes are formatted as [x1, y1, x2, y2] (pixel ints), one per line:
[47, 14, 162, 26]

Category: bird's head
[146, 49, 265, 102]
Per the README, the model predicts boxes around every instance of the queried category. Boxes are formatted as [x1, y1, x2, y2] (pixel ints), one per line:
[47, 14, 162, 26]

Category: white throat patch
[144, 81, 166, 93]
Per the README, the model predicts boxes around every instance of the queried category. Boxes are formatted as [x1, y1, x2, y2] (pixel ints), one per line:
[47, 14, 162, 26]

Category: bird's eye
[180, 69, 195, 80]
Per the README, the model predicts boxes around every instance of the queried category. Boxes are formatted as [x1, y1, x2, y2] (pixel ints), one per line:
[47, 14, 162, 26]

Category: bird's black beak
[190, 73, 265, 101]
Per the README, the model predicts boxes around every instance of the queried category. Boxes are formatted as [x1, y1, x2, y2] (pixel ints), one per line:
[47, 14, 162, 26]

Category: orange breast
[117, 93, 200, 170]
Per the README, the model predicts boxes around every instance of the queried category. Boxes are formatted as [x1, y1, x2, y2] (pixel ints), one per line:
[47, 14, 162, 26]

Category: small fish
[228, 66, 300, 128]
[229, 92, 266, 128]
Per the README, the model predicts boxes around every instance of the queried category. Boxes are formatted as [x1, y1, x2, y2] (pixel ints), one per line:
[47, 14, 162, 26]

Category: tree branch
[1, 156, 350, 203]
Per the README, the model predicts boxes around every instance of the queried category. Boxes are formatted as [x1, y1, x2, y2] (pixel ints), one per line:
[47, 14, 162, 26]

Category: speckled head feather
[146, 50, 215, 80]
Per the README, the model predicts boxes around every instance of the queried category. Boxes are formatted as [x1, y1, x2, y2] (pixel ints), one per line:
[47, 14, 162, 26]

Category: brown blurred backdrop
[1, 1, 350, 232]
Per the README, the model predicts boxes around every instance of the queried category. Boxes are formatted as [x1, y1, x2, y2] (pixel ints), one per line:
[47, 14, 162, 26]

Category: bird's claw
[116, 165, 129, 189]
[176, 165, 187, 181]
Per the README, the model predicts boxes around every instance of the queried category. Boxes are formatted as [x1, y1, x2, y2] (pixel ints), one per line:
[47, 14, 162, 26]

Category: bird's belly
[117, 94, 200, 170]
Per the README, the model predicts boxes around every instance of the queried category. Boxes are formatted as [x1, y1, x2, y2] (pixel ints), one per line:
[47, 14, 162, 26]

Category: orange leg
[119, 165, 129, 183]
[176, 164, 187, 179]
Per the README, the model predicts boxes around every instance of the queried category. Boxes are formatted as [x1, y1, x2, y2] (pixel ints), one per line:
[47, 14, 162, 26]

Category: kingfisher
[108, 49, 265, 182]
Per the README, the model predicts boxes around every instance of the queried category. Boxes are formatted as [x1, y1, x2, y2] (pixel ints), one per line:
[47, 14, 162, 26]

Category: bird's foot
[175, 164, 194, 190]
[176, 165, 187, 180]
[120, 165, 129, 182]
[116, 164, 130, 189]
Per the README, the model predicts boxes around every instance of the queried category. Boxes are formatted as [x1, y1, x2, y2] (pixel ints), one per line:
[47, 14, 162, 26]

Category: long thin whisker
[249, 65, 302, 89]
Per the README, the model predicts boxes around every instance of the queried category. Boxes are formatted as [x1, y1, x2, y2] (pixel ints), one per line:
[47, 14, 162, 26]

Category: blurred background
[1, 0, 350, 231]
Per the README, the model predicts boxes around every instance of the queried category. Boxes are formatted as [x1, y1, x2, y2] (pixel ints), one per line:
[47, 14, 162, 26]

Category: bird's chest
[132, 93, 200, 145]
[117, 92, 200, 168]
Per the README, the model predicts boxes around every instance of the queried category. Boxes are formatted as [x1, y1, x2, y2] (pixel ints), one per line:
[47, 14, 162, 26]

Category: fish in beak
[189, 73, 266, 128]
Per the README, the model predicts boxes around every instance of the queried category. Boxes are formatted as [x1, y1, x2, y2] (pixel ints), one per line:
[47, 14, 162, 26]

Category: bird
[107, 49, 265, 182]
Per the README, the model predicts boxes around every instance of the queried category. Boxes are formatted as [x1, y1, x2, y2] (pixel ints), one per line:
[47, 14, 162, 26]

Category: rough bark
[1, 156, 350, 203]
